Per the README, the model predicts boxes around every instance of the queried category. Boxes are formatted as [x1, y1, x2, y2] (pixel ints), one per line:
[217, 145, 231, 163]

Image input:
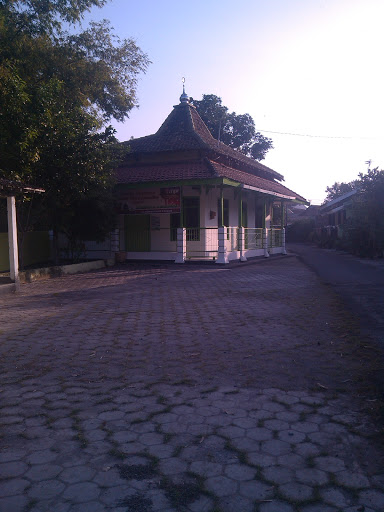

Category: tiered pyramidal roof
[117, 90, 306, 202]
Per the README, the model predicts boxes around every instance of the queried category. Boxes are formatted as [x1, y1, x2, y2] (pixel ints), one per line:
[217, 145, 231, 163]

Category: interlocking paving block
[259, 500, 295, 512]
[147, 443, 175, 459]
[218, 494, 254, 512]
[300, 504, 338, 512]
[320, 486, 351, 508]
[277, 453, 306, 468]
[239, 480, 274, 500]
[224, 463, 256, 481]
[261, 439, 291, 456]
[93, 467, 126, 487]
[0, 450, 27, 464]
[187, 494, 214, 512]
[295, 442, 321, 458]
[99, 483, 137, 506]
[0, 478, 29, 498]
[0, 461, 28, 479]
[0, 495, 29, 512]
[97, 410, 125, 421]
[69, 502, 105, 512]
[247, 452, 276, 468]
[290, 421, 319, 434]
[248, 409, 274, 421]
[260, 401, 287, 413]
[296, 467, 329, 486]
[25, 464, 62, 481]
[314, 456, 346, 473]
[278, 429, 307, 444]
[189, 460, 223, 477]
[27, 479, 66, 500]
[138, 432, 164, 446]
[218, 425, 245, 439]
[62, 482, 100, 503]
[275, 411, 300, 422]
[158, 457, 188, 475]
[26, 450, 58, 465]
[262, 465, 294, 485]
[232, 417, 256, 429]
[335, 470, 370, 489]
[205, 475, 238, 497]
[264, 419, 290, 431]
[372, 473, 384, 490]
[246, 427, 273, 441]
[279, 482, 314, 502]
[358, 488, 384, 509]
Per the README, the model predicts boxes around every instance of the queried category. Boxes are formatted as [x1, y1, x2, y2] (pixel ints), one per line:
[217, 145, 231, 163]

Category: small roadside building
[0, 178, 44, 287]
[115, 89, 306, 263]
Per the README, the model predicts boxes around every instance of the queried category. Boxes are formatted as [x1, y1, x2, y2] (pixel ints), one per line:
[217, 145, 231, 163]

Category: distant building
[115, 88, 306, 263]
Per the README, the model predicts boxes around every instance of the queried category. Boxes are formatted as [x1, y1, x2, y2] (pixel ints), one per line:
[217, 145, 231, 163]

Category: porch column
[282, 228, 287, 255]
[263, 200, 269, 258]
[110, 228, 120, 253]
[7, 196, 19, 284]
[238, 227, 247, 261]
[216, 226, 228, 264]
[175, 227, 186, 263]
[263, 228, 269, 258]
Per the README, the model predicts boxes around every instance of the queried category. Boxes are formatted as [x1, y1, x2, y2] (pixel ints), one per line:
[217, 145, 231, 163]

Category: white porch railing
[122, 226, 286, 263]
[185, 227, 219, 260]
[269, 228, 283, 248]
[243, 228, 264, 250]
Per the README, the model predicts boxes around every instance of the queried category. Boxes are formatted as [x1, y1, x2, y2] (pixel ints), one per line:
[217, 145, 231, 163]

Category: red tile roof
[116, 158, 306, 201]
[118, 97, 307, 203]
[123, 103, 284, 182]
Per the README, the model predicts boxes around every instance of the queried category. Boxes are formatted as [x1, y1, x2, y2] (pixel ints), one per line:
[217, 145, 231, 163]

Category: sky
[82, 0, 384, 204]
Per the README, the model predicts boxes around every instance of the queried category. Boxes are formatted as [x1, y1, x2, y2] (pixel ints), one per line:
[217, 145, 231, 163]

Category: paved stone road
[1, 257, 384, 512]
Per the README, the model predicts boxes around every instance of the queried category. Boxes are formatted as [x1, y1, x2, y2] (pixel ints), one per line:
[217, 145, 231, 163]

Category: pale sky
[82, 0, 384, 204]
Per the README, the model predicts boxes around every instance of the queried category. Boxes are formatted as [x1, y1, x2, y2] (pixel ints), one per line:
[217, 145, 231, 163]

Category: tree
[0, 0, 149, 261]
[324, 181, 357, 202]
[323, 168, 384, 257]
[348, 168, 384, 257]
[191, 94, 273, 161]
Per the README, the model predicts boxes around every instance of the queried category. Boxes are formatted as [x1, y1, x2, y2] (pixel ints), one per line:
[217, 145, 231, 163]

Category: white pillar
[263, 228, 270, 258]
[110, 228, 120, 253]
[175, 227, 186, 263]
[238, 227, 247, 262]
[282, 227, 287, 255]
[7, 196, 19, 283]
[216, 226, 229, 264]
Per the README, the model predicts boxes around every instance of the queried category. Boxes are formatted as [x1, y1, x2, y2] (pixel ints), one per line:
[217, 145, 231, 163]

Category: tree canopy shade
[324, 181, 357, 202]
[322, 168, 384, 257]
[0, 0, 149, 260]
[191, 94, 273, 161]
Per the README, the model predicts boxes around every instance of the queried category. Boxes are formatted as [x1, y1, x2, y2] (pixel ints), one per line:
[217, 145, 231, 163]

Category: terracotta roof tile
[207, 161, 306, 201]
[124, 103, 283, 181]
[116, 159, 305, 202]
[116, 161, 214, 184]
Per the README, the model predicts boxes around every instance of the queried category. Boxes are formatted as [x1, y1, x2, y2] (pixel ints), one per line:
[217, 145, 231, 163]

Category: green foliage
[191, 94, 273, 161]
[286, 218, 316, 243]
[0, 0, 149, 260]
[324, 181, 357, 202]
[323, 168, 384, 257]
[345, 168, 384, 257]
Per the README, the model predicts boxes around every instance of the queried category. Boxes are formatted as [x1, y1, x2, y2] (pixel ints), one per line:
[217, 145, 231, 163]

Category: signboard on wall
[117, 187, 180, 214]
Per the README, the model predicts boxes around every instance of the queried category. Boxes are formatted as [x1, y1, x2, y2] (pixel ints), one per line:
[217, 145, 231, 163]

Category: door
[124, 215, 151, 252]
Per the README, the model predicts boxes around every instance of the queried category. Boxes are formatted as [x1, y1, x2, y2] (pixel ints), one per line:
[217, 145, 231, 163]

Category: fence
[185, 227, 219, 260]
[244, 228, 264, 250]
[125, 228, 177, 253]
[270, 228, 283, 248]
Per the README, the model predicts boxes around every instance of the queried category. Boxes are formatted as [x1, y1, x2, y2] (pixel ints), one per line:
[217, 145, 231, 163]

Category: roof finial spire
[180, 77, 189, 104]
